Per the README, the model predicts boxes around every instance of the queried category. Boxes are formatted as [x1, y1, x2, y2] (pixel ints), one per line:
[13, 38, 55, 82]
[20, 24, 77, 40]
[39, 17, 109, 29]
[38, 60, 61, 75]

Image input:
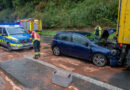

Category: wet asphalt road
[0, 58, 107, 90]
[41, 35, 130, 90]
[0, 35, 129, 89]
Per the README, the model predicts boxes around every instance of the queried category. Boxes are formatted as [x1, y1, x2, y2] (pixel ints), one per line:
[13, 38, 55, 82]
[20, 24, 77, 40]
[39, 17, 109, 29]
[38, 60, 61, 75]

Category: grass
[39, 29, 79, 36]
[39, 30, 63, 36]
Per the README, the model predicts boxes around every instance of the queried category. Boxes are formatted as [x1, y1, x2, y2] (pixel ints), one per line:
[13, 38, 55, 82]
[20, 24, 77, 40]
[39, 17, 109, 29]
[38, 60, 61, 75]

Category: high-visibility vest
[93, 26, 102, 37]
[31, 32, 40, 41]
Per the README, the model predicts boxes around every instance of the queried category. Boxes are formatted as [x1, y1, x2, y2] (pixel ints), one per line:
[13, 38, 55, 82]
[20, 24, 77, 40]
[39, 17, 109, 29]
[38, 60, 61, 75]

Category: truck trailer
[116, 0, 130, 65]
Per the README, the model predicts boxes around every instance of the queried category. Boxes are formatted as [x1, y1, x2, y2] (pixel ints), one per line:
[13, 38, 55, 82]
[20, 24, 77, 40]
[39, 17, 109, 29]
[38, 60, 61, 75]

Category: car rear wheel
[7, 43, 12, 51]
[92, 54, 107, 67]
[52, 46, 61, 56]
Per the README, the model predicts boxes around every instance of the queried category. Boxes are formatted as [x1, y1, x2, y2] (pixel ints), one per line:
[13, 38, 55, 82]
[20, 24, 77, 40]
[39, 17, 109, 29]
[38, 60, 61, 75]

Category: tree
[3, 0, 13, 9]
[12, 0, 25, 9]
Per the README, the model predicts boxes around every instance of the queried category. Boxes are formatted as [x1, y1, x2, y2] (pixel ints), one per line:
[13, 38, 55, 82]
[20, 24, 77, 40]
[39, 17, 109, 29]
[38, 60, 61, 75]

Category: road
[0, 36, 129, 89]
[41, 36, 130, 90]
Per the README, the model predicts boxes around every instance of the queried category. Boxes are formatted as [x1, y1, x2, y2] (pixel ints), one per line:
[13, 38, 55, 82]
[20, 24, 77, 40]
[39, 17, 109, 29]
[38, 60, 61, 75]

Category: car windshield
[6, 27, 27, 35]
[84, 33, 100, 43]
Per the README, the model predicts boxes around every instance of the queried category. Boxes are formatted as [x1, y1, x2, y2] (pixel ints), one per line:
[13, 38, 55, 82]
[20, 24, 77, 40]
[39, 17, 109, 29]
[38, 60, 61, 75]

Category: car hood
[91, 43, 110, 53]
[10, 33, 31, 40]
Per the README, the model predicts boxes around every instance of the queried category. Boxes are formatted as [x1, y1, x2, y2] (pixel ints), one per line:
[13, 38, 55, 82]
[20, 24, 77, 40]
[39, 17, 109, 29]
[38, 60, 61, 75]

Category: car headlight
[110, 49, 117, 56]
[11, 39, 19, 43]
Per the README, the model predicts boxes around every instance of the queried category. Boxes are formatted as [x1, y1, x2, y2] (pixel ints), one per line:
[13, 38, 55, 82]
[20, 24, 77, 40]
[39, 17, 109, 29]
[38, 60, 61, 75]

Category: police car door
[2, 28, 8, 46]
[0, 27, 3, 45]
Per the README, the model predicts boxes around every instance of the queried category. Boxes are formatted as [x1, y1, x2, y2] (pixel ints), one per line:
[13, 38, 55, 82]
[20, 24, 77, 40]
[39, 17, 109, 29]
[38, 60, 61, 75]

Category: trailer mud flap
[126, 50, 130, 65]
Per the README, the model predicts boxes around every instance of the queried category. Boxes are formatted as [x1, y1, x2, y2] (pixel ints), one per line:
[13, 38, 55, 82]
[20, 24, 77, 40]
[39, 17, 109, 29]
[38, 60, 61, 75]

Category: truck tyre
[92, 54, 107, 67]
[52, 46, 61, 56]
[7, 43, 12, 51]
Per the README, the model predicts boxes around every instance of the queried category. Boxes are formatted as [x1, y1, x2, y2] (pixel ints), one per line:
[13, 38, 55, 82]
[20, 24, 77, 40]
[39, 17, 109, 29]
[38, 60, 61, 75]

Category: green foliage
[0, 0, 118, 28]
[41, 0, 118, 28]
[12, 0, 25, 9]
[39, 30, 61, 36]
[0, 9, 15, 24]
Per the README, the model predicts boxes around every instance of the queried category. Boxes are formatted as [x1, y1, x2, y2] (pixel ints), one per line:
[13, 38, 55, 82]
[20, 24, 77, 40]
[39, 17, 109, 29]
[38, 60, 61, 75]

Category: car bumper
[11, 43, 33, 50]
[109, 56, 119, 66]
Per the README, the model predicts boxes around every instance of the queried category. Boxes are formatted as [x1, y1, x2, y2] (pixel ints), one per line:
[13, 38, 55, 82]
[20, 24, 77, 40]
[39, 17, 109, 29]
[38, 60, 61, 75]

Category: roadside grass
[39, 29, 79, 36]
[39, 30, 60, 36]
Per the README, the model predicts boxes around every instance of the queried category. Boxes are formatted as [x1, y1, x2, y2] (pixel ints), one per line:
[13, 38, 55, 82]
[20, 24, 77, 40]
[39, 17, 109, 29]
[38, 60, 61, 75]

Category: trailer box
[117, 0, 130, 44]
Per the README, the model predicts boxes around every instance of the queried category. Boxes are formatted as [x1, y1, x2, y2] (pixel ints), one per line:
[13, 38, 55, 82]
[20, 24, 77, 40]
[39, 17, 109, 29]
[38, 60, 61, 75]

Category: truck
[116, 0, 130, 65]
[98, 0, 130, 66]
[16, 18, 42, 32]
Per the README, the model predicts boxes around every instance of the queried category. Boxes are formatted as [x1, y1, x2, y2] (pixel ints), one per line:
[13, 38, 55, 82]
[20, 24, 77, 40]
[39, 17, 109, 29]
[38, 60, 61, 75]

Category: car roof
[57, 31, 91, 35]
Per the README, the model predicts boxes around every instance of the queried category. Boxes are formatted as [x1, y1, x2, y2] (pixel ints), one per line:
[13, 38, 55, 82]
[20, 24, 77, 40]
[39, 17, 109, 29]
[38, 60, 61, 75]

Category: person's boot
[38, 54, 40, 57]
[33, 55, 39, 59]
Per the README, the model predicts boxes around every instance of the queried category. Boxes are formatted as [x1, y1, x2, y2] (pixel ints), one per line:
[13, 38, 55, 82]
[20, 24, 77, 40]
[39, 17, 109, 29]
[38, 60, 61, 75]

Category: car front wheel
[7, 43, 12, 51]
[52, 46, 61, 56]
[92, 54, 107, 67]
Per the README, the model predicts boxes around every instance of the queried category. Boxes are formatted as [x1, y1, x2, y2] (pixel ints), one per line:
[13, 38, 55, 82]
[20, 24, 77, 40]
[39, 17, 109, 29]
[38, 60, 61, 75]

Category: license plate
[23, 43, 30, 46]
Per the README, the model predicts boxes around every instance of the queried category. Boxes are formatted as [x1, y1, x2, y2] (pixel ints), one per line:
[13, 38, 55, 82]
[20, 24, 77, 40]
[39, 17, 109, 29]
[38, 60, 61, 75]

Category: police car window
[58, 33, 70, 41]
[7, 27, 27, 35]
[72, 34, 88, 45]
[0, 28, 2, 35]
[2, 29, 7, 36]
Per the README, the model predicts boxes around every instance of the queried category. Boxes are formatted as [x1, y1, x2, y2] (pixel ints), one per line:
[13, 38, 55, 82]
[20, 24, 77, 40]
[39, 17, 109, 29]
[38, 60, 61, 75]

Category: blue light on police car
[0, 24, 20, 27]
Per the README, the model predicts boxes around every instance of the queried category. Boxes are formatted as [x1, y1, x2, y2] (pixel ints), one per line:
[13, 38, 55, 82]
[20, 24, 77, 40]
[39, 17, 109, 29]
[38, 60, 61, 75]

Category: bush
[0, 0, 118, 28]
[41, 0, 118, 28]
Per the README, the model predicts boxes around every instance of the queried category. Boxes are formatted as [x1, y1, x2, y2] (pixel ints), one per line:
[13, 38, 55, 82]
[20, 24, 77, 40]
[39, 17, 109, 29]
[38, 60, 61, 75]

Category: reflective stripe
[6, 36, 18, 40]
[124, 38, 130, 41]
[10, 43, 23, 47]
[35, 52, 40, 55]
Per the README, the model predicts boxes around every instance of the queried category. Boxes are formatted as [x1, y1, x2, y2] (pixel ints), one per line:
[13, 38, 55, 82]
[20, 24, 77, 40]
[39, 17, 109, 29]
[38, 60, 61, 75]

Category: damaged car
[51, 31, 119, 67]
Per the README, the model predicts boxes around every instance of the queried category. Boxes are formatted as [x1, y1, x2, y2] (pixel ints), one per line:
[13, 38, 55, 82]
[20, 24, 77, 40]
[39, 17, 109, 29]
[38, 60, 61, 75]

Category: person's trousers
[33, 40, 40, 56]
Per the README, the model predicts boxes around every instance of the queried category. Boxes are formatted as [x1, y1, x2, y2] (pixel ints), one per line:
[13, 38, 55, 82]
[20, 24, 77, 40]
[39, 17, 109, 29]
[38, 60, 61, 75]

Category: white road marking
[25, 56, 123, 90]
[5, 76, 22, 90]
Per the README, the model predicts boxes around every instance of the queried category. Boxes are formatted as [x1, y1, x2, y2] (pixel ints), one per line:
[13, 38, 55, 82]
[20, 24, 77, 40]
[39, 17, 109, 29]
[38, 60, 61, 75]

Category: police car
[0, 25, 33, 51]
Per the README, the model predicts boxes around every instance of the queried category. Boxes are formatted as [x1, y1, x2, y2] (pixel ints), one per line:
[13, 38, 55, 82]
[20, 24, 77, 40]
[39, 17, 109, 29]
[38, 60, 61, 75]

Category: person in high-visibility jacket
[31, 31, 40, 59]
[93, 25, 102, 37]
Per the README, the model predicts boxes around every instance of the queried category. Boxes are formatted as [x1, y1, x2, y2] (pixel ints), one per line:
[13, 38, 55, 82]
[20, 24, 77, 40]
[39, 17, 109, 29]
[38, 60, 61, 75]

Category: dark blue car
[51, 31, 119, 67]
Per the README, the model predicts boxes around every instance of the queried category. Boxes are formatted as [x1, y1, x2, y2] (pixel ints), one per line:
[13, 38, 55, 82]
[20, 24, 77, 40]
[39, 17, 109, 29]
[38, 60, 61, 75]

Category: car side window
[0, 28, 2, 35]
[57, 33, 70, 41]
[2, 28, 8, 36]
[72, 34, 88, 45]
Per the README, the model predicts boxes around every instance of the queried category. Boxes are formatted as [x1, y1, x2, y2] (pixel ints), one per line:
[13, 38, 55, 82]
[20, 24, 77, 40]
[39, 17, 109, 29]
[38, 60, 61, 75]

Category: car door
[71, 33, 91, 59]
[0, 27, 3, 45]
[57, 33, 72, 55]
[2, 28, 8, 46]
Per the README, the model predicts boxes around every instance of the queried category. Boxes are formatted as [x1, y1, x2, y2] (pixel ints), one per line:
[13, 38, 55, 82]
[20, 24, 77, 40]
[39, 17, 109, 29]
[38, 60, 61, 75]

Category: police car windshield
[7, 27, 27, 35]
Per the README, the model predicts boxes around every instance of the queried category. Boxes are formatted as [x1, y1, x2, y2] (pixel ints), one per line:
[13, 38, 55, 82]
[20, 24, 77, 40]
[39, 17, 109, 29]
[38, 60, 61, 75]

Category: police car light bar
[0, 24, 20, 27]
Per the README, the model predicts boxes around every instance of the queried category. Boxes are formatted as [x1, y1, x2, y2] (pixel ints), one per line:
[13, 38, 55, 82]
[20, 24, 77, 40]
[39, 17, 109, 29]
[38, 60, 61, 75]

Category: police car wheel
[53, 46, 61, 56]
[7, 43, 12, 51]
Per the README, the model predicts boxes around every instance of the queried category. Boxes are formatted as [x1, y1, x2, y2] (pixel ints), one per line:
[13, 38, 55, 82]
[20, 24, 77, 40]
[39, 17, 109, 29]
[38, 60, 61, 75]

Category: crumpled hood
[10, 33, 31, 40]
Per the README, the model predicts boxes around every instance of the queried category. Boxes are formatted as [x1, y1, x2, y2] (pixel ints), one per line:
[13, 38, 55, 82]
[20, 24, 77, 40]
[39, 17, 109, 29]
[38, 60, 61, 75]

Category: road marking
[68, 86, 79, 90]
[5, 76, 22, 90]
[25, 57, 123, 90]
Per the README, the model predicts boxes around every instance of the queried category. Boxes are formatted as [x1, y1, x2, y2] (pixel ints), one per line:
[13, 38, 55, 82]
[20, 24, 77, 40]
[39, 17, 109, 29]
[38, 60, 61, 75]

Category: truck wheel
[7, 43, 12, 51]
[92, 54, 107, 67]
[52, 46, 61, 56]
